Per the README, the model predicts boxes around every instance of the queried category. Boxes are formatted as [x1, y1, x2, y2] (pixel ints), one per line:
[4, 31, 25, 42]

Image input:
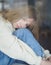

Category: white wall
[0, 3, 2, 11]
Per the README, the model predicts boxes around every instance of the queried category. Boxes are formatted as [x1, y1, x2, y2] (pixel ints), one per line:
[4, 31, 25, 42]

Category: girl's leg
[13, 28, 44, 57]
[0, 51, 15, 65]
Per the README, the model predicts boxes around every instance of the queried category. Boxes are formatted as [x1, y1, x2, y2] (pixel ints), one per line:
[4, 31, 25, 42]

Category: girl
[0, 15, 51, 65]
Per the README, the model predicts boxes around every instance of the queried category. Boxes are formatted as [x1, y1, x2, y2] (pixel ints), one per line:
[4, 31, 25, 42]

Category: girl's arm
[0, 16, 42, 65]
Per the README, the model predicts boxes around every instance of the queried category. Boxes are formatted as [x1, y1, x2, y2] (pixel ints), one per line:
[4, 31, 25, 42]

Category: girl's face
[12, 18, 34, 28]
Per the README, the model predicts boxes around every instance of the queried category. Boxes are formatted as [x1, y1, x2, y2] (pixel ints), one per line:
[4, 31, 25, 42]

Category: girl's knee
[13, 28, 31, 38]
[17, 28, 29, 32]
[14, 28, 30, 34]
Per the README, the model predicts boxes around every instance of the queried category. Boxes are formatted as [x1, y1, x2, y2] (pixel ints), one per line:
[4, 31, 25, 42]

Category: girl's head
[12, 17, 34, 28]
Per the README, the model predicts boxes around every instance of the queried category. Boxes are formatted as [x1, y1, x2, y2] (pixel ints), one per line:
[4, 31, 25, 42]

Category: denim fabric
[0, 51, 14, 65]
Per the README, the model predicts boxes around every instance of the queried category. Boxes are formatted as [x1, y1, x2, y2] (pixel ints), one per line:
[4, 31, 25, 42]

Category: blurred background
[0, 0, 51, 53]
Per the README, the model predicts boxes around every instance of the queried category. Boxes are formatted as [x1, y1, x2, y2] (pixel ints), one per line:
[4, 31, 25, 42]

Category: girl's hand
[47, 56, 51, 62]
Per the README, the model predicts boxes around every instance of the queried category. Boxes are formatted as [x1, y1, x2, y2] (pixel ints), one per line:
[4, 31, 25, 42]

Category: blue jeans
[0, 51, 14, 65]
[0, 28, 44, 65]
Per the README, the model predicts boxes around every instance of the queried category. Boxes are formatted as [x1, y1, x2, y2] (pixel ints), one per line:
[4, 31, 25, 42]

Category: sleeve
[42, 46, 51, 59]
[43, 49, 51, 59]
[0, 16, 42, 65]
